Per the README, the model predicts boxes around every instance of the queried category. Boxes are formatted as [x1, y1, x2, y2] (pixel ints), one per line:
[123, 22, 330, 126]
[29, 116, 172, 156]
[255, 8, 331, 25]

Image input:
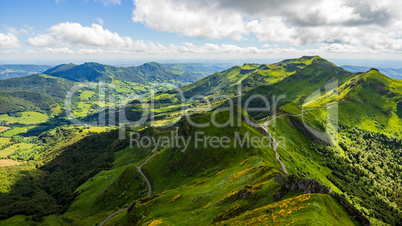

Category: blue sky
[1, 0, 402, 65]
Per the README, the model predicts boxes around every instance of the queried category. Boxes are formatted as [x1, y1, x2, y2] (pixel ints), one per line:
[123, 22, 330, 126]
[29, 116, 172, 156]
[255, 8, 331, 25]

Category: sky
[1, 0, 402, 66]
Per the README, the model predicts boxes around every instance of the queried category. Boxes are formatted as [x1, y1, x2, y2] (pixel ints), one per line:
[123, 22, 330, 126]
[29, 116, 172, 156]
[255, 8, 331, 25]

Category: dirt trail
[260, 106, 331, 175]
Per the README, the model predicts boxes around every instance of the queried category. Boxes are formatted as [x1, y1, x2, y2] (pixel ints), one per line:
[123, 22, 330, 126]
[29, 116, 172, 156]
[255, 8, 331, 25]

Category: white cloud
[96, 18, 104, 25]
[131, 0, 402, 52]
[27, 22, 133, 48]
[132, 0, 249, 40]
[94, 0, 121, 6]
[7, 27, 29, 36]
[0, 33, 22, 48]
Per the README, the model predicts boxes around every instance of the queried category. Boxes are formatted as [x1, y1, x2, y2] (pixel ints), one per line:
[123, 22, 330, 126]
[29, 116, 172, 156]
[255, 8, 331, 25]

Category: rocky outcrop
[274, 174, 370, 226]
[274, 174, 331, 200]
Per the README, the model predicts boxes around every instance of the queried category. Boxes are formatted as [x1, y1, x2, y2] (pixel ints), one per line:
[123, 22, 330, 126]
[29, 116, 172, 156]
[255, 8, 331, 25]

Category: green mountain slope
[43, 62, 212, 83]
[263, 68, 402, 224]
[0, 91, 61, 115]
[0, 74, 75, 99]
[36, 108, 359, 225]
[178, 56, 321, 98]
[165, 63, 233, 80]
[0, 56, 400, 225]
[239, 57, 354, 120]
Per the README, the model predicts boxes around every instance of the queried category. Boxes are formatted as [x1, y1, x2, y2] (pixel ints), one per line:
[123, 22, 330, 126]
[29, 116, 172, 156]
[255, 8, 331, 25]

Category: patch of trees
[313, 128, 402, 225]
[0, 129, 129, 221]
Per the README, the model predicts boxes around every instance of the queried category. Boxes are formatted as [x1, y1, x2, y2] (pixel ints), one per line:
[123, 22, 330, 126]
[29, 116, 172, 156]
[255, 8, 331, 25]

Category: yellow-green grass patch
[0, 112, 49, 124]
[0, 138, 11, 147]
[0, 159, 22, 167]
[0, 143, 34, 158]
[0, 127, 10, 133]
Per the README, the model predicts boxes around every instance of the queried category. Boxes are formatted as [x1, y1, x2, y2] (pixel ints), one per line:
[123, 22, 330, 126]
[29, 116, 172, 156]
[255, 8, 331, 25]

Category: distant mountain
[0, 91, 61, 116]
[0, 74, 75, 115]
[0, 74, 75, 99]
[341, 65, 402, 80]
[43, 62, 227, 83]
[1, 56, 401, 225]
[179, 56, 335, 98]
[0, 64, 52, 79]
[164, 63, 233, 80]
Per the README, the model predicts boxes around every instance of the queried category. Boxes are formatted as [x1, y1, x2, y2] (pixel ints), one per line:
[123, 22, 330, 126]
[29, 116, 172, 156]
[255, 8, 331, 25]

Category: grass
[214, 194, 356, 225]
[106, 108, 356, 225]
[79, 90, 95, 100]
[0, 215, 28, 225]
[306, 69, 402, 138]
[0, 143, 35, 158]
[0, 127, 10, 133]
[0, 111, 49, 124]
[1, 56, 392, 225]
[2, 126, 36, 137]
[0, 137, 11, 146]
[82, 126, 110, 133]
[0, 159, 22, 167]
[59, 145, 152, 225]
[265, 114, 341, 193]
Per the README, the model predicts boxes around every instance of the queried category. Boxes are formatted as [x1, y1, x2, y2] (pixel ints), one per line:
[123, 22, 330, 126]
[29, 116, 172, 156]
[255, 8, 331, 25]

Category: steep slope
[146, 56, 333, 125]
[36, 107, 361, 225]
[0, 74, 75, 99]
[305, 68, 402, 136]
[264, 69, 402, 224]
[0, 91, 61, 115]
[1, 56, 399, 225]
[179, 56, 321, 98]
[239, 57, 355, 120]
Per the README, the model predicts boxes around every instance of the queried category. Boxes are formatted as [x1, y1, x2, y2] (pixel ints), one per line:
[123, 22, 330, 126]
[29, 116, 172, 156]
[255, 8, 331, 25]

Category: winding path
[137, 153, 157, 197]
[99, 152, 157, 226]
[99, 209, 127, 226]
[260, 123, 288, 175]
[260, 106, 331, 175]
[100, 127, 180, 226]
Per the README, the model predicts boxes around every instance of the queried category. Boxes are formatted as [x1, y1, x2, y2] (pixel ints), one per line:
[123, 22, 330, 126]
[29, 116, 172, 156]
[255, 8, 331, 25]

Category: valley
[0, 56, 400, 225]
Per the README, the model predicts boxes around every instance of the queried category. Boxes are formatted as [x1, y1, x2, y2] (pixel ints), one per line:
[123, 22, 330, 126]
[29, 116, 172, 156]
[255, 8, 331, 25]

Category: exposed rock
[235, 186, 256, 200]
[274, 175, 331, 201]
[274, 174, 370, 226]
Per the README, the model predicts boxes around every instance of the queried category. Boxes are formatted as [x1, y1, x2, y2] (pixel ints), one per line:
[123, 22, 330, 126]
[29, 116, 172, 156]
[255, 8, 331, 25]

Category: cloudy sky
[1, 0, 402, 64]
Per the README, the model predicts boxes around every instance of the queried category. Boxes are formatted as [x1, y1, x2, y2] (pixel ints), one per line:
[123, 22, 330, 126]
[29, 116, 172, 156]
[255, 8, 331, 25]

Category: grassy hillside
[239, 57, 354, 120]
[107, 108, 360, 225]
[179, 56, 322, 98]
[44, 62, 213, 84]
[141, 56, 334, 126]
[0, 74, 75, 99]
[0, 56, 400, 225]
[0, 91, 61, 116]
[262, 68, 402, 224]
